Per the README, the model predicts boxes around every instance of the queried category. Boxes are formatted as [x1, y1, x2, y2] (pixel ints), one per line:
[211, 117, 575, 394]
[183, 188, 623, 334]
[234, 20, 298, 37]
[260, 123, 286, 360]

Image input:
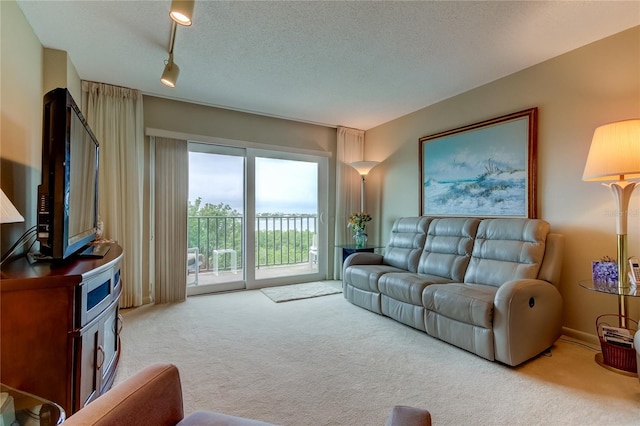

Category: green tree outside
[188, 198, 315, 271]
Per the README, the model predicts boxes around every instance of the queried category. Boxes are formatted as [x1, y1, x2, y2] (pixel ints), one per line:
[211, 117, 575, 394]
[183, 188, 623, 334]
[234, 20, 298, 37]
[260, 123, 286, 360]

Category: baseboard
[562, 326, 599, 345]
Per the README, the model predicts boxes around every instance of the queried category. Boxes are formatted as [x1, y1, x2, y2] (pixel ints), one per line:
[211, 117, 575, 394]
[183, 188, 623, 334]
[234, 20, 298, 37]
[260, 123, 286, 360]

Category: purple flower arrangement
[592, 257, 618, 284]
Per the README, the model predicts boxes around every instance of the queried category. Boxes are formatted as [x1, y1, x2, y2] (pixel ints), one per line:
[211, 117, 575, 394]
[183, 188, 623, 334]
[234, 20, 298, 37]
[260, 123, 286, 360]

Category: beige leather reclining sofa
[343, 217, 564, 367]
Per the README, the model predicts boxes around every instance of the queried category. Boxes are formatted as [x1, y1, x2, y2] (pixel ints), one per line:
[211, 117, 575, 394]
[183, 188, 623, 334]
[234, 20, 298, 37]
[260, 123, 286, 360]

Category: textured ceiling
[16, 1, 640, 130]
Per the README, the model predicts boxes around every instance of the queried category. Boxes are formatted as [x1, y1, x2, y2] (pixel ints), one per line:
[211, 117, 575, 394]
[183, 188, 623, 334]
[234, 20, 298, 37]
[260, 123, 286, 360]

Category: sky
[188, 152, 318, 214]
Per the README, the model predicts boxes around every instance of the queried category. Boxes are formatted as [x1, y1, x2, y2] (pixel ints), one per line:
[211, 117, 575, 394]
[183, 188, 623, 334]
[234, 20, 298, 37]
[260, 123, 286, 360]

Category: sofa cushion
[383, 217, 431, 272]
[379, 273, 454, 331]
[379, 273, 453, 305]
[464, 218, 549, 287]
[422, 283, 497, 328]
[417, 218, 480, 281]
[343, 264, 407, 292]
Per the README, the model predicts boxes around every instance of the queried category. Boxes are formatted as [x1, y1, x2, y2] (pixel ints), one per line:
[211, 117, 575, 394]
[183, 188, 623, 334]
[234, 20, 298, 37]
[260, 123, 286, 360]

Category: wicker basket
[596, 314, 637, 373]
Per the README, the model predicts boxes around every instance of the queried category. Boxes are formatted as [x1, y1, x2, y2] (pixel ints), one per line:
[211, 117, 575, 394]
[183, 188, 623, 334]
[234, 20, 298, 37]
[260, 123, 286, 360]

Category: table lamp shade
[1, 189, 24, 224]
[582, 119, 640, 181]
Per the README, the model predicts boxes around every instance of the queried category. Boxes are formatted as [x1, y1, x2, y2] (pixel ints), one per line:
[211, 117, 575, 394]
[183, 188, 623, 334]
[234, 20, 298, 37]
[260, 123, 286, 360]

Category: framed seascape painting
[419, 108, 538, 218]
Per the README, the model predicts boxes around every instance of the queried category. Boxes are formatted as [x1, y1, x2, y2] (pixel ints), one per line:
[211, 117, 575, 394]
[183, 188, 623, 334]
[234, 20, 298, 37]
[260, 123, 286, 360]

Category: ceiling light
[161, 53, 180, 87]
[170, 0, 194, 26]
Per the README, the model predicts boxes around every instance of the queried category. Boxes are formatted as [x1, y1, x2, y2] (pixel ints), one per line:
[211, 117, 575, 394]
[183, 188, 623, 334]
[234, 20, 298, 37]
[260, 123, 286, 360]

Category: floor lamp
[350, 161, 379, 212]
[582, 119, 640, 328]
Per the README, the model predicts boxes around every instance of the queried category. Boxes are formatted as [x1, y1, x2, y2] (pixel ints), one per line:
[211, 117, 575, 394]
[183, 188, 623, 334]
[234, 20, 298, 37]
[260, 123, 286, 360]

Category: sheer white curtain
[334, 126, 365, 279]
[153, 137, 188, 303]
[82, 81, 144, 308]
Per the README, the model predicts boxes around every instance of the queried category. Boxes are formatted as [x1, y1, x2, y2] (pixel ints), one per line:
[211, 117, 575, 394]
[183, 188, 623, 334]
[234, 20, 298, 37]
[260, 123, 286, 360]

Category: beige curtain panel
[82, 81, 144, 308]
[334, 126, 365, 279]
[153, 137, 188, 304]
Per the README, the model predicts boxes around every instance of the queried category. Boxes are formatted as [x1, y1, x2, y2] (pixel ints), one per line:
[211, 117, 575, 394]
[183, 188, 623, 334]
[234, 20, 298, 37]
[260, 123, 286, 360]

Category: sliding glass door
[187, 143, 327, 296]
[187, 145, 245, 295]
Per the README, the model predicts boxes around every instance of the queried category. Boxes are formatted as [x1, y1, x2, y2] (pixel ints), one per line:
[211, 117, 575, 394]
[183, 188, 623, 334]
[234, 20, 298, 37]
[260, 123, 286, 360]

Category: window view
[254, 157, 318, 280]
[187, 145, 323, 294]
[187, 151, 244, 293]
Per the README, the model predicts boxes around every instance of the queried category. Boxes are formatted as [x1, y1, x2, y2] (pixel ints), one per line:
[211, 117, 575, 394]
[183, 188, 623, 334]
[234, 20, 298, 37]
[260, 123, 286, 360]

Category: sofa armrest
[64, 363, 185, 426]
[343, 252, 384, 270]
[493, 279, 563, 366]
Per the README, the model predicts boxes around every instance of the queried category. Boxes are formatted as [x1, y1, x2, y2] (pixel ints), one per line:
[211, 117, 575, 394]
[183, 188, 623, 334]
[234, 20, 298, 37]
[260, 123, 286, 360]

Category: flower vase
[353, 230, 368, 248]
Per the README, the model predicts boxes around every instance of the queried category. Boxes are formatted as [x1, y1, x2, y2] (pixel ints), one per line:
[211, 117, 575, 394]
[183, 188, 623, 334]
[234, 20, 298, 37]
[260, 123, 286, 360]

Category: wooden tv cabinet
[0, 243, 123, 415]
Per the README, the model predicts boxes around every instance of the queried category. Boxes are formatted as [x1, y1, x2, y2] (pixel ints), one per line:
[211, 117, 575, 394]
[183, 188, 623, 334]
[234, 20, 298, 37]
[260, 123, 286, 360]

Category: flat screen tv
[37, 88, 100, 260]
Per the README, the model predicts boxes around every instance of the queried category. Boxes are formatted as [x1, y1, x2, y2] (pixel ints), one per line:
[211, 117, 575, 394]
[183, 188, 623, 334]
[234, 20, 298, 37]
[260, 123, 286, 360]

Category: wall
[43, 48, 81, 102]
[144, 96, 336, 154]
[364, 26, 640, 341]
[0, 0, 43, 252]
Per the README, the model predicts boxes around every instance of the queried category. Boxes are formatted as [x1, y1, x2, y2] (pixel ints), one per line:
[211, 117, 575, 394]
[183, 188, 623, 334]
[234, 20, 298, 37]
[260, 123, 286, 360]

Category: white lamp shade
[1, 189, 24, 223]
[170, 0, 194, 26]
[161, 59, 180, 88]
[350, 161, 379, 176]
[582, 119, 640, 181]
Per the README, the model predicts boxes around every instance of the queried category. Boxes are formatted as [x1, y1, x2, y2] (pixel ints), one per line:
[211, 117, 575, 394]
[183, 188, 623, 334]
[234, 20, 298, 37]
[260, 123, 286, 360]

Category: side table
[0, 383, 65, 425]
[335, 244, 384, 264]
[578, 280, 639, 376]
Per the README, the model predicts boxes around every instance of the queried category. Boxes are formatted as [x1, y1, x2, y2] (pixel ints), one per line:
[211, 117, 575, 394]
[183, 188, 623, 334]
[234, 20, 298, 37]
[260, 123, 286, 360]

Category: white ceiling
[17, 1, 640, 130]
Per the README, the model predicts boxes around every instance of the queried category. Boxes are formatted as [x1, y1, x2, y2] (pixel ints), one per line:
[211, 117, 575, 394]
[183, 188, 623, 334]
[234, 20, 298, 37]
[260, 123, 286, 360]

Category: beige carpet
[117, 283, 640, 425]
[260, 281, 342, 303]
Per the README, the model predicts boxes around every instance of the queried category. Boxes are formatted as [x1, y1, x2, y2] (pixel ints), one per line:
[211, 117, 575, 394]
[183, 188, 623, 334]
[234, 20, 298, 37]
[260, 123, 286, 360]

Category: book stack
[601, 325, 634, 349]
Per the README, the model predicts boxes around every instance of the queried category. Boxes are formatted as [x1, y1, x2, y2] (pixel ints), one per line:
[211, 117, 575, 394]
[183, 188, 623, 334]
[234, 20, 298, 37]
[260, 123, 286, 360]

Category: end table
[578, 279, 639, 376]
[335, 243, 384, 264]
[0, 384, 65, 425]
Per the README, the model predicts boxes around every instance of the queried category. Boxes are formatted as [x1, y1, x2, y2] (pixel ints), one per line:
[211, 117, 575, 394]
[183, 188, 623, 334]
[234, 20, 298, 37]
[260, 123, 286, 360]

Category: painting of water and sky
[421, 113, 533, 217]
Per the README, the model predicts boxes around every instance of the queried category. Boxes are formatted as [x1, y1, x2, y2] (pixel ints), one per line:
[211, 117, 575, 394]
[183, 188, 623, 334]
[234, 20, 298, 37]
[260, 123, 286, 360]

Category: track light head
[170, 0, 194, 26]
[161, 55, 180, 88]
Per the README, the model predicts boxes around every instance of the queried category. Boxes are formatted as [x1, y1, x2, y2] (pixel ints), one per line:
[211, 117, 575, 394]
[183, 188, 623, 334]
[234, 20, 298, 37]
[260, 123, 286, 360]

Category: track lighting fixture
[161, 53, 180, 88]
[170, 0, 194, 26]
[161, 1, 194, 88]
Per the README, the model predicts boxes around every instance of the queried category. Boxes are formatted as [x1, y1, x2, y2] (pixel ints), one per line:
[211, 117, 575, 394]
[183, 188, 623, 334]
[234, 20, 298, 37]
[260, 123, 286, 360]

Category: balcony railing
[188, 215, 317, 273]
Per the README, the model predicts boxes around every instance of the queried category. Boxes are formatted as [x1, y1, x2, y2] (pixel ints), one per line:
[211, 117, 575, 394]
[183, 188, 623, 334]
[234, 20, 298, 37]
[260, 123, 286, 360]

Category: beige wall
[144, 96, 336, 154]
[43, 48, 81, 102]
[0, 0, 43, 251]
[365, 26, 640, 340]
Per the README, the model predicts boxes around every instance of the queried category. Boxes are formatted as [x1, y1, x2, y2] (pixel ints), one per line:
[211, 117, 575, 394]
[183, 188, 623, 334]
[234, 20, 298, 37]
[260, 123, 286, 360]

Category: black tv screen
[37, 88, 100, 260]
